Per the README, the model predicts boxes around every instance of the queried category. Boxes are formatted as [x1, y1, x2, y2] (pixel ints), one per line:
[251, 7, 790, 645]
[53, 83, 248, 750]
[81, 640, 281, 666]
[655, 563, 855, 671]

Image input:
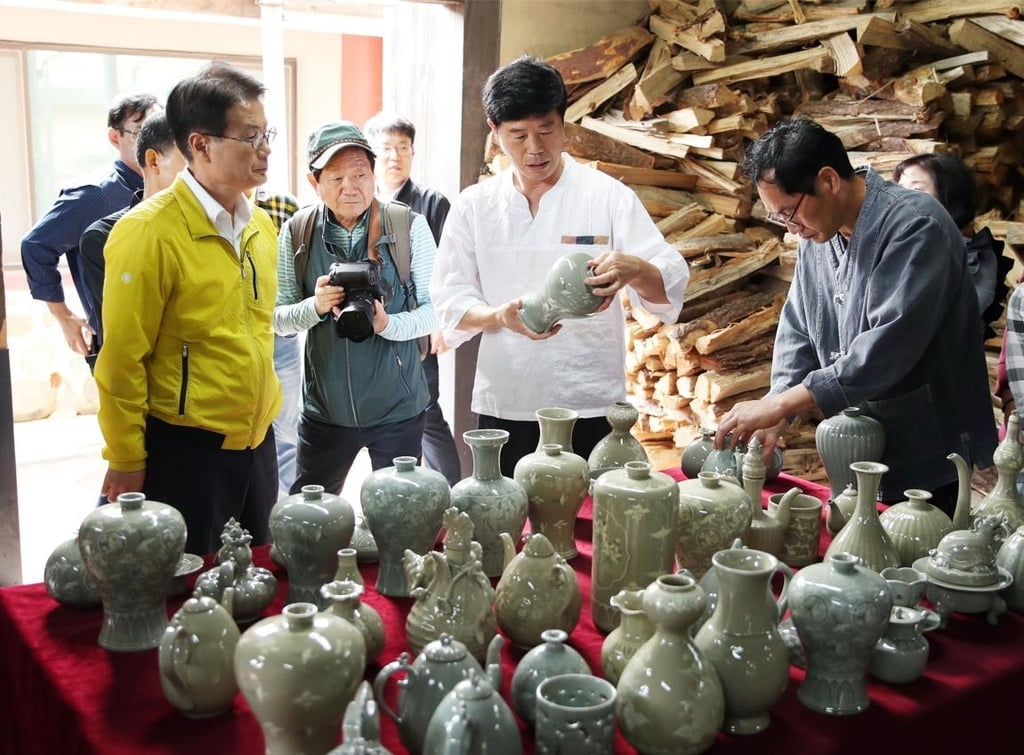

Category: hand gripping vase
[269, 484, 355, 608]
[815, 407, 885, 500]
[588, 401, 649, 479]
[591, 461, 680, 632]
[451, 429, 528, 578]
[789, 553, 893, 715]
[519, 251, 606, 334]
[235, 602, 367, 755]
[361, 456, 450, 596]
[824, 461, 899, 573]
[78, 492, 187, 651]
[616, 573, 725, 755]
[693, 548, 790, 734]
[514, 443, 589, 559]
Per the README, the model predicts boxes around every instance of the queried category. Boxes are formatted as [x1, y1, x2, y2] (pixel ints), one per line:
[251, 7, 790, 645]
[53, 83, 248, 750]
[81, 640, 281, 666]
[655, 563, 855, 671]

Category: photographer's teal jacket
[273, 201, 435, 428]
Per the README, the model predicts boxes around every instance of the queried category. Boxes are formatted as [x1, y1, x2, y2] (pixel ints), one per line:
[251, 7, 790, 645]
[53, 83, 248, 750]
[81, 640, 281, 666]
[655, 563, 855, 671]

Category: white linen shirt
[431, 155, 688, 420]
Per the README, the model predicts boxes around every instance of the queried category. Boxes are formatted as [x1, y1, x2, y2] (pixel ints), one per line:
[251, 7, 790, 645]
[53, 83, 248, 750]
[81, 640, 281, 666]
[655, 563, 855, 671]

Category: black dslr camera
[327, 260, 393, 342]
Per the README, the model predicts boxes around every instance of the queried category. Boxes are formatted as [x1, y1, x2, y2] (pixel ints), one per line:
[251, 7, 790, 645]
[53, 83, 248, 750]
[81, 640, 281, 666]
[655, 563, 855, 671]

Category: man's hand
[312, 274, 345, 316]
[372, 299, 390, 334]
[496, 299, 561, 340]
[47, 302, 94, 355]
[101, 468, 146, 503]
[584, 251, 641, 298]
[430, 331, 449, 355]
[716, 398, 789, 450]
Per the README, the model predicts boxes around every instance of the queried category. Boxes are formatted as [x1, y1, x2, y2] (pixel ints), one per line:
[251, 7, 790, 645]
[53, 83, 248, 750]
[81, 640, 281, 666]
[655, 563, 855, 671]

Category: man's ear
[306, 172, 318, 191]
[108, 127, 121, 150]
[188, 132, 210, 161]
[144, 147, 160, 171]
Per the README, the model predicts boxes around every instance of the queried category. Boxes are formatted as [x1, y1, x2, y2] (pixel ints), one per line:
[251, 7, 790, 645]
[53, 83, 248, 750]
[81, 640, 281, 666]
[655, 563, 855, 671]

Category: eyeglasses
[378, 144, 413, 156]
[199, 128, 277, 150]
[765, 193, 806, 229]
[118, 127, 141, 137]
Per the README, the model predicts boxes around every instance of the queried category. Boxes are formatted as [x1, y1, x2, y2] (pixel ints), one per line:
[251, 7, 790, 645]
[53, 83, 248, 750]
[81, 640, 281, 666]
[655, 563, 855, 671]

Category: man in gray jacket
[716, 118, 996, 513]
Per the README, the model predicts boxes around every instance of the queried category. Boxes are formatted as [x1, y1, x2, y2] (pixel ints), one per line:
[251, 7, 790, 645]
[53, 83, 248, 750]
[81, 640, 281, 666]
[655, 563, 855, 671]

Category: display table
[2, 471, 1023, 754]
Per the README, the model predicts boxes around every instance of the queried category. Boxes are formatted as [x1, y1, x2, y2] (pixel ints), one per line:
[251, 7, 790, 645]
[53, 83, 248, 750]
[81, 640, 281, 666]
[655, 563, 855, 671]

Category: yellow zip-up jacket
[96, 176, 282, 472]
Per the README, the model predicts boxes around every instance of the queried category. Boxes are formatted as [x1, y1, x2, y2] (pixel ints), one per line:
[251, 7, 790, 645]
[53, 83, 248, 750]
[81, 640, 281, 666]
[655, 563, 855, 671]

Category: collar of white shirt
[181, 168, 253, 256]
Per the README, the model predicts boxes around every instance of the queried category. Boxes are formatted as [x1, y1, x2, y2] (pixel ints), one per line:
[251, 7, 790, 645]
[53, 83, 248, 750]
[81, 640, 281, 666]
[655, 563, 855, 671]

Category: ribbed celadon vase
[815, 407, 885, 500]
[879, 489, 954, 567]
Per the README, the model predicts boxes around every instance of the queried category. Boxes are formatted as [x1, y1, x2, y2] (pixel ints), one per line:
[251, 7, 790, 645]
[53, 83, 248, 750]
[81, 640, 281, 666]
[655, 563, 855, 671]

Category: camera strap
[379, 201, 430, 361]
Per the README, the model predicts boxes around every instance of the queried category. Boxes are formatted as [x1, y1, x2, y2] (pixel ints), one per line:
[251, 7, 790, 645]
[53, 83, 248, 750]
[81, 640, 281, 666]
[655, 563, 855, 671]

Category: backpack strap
[378, 201, 429, 360]
[289, 205, 319, 294]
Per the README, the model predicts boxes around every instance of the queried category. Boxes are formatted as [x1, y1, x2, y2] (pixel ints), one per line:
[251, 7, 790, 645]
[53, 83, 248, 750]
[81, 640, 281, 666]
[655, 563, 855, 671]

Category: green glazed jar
[589, 401, 649, 479]
[591, 461, 679, 632]
[518, 251, 605, 333]
[514, 443, 589, 559]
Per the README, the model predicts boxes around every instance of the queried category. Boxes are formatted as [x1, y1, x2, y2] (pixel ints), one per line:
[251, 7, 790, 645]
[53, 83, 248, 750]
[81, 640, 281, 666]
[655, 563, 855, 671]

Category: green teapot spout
[947, 452, 972, 531]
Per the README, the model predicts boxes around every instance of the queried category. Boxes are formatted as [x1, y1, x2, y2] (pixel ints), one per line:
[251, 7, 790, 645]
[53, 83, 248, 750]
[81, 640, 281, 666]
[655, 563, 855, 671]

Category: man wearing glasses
[21, 92, 159, 368]
[95, 62, 282, 554]
[716, 118, 996, 514]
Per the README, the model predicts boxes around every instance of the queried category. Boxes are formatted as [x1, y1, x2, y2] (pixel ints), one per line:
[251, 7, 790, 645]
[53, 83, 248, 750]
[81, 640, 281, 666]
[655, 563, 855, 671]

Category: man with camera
[274, 121, 437, 495]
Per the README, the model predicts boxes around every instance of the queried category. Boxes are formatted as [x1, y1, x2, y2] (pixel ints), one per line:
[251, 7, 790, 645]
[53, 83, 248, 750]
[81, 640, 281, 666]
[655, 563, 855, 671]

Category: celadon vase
[789, 553, 893, 715]
[600, 588, 655, 685]
[616, 573, 725, 755]
[693, 538, 791, 636]
[519, 251, 605, 334]
[591, 461, 680, 632]
[973, 411, 1024, 530]
[741, 437, 785, 557]
[589, 401, 649, 479]
[320, 579, 386, 663]
[693, 548, 790, 734]
[404, 508, 505, 662]
[361, 456, 450, 596]
[78, 492, 187, 651]
[333, 547, 363, 586]
[824, 462, 899, 573]
[681, 428, 716, 479]
[44, 534, 100, 608]
[494, 532, 581, 647]
[879, 489, 954, 567]
[815, 407, 885, 500]
[996, 525, 1024, 612]
[235, 602, 367, 755]
[676, 472, 753, 579]
[269, 484, 355, 608]
[514, 443, 589, 559]
[868, 605, 929, 684]
[535, 406, 578, 453]
[509, 628, 591, 726]
[451, 429, 528, 577]
[159, 590, 240, 718]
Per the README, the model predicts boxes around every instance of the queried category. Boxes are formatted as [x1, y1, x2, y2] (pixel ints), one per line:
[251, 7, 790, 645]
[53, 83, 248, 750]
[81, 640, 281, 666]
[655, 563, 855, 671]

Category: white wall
[500, 0, 651, 61]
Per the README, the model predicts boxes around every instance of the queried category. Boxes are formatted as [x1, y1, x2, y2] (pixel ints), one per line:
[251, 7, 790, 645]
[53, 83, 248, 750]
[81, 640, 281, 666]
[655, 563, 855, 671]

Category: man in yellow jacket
[95, 62, 282, 554]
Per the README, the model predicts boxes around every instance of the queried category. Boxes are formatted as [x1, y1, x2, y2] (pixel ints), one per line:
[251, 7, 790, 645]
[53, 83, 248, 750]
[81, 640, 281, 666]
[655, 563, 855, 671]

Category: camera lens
[334, 292, 377, 342]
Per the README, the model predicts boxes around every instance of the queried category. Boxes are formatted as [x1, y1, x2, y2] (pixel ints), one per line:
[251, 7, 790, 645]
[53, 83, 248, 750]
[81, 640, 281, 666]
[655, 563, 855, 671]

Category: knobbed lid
[423, 633, 469, 663]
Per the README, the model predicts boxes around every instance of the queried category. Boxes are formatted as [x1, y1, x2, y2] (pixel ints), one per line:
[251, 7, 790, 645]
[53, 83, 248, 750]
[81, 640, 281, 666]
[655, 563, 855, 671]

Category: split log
[694, 302, 782, 355]
[900, 0, 1024, 24]
[685, 239, 784, 302]
[650, 11, 727, 63]
[563, 122, 656, 168]
[657, 202, 709, 235]
[580, 116, 692, 159]
[695, 364, 773, 403]
[627, 39, 687, 120]
[698, 333, 775, 372]
[670, 233, 756, 259]
[950, 18, 1024, 79]
[692, 46, 835, 86]
[565, 64, 638, 123]
[547, 26, 654, 85]
[581, 158, 699, 189]
[732, 13, 895, 56]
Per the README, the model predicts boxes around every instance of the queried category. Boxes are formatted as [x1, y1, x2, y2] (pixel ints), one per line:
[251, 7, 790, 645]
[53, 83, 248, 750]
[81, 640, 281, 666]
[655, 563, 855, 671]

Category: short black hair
[108, 93, 159, 130]
[482, 56, 567, 126]
[740, 118, 854, 196]
[364, 112, 416, 144]
[166, 61, 266, 160]
[134, 112, 178, 168]
[892, 153, 976, 228]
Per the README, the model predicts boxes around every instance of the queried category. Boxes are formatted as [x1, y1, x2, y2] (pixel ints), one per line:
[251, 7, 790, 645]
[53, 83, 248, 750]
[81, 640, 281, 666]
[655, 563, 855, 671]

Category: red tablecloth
[2, 471, 1023, 754]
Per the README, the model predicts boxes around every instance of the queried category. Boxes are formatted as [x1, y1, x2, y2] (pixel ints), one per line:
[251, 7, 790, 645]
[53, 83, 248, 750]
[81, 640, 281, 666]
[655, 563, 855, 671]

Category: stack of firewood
[522, 0, 1024, 480]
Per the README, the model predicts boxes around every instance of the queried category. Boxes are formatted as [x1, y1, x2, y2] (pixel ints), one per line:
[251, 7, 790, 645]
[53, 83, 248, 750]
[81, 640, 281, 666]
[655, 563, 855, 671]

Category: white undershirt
[180, 168, 252, 258]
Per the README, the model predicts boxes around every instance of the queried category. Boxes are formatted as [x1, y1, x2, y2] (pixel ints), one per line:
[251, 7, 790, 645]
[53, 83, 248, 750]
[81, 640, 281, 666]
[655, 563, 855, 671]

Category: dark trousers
[290, 412, 427, 496]
[421, 353, 462, 485]
[143, 417, 278, 555]
[477, 414, 608, 478]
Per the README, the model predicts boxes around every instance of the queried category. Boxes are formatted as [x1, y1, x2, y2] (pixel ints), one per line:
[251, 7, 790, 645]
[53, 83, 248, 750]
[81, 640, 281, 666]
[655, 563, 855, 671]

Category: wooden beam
[546, 26, 654, 86]
[565, 63, 638, 123]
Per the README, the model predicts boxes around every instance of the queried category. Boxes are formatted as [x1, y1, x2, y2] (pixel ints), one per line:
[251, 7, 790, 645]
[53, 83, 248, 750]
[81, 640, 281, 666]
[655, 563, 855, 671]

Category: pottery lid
[918, 515, 1007, 587]
[180, 595, 219, 614]
[422, 633, 469, 663]
[453, 675, 494, 700]
[522, 533, 556, 558]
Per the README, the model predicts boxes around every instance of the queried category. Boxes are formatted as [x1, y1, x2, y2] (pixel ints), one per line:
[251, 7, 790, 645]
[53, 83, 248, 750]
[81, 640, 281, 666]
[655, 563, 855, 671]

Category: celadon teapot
[375, 633, 503, 755]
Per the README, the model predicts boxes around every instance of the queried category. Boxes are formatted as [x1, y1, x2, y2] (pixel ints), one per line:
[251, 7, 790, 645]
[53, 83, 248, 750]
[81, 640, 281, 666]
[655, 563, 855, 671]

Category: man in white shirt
[430, 56, 689, 475]
[95, 62, 281, 554]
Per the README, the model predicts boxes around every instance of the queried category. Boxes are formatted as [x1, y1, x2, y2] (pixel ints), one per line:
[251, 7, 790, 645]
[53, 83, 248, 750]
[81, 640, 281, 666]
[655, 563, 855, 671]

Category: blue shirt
[21, 159, 144, 336]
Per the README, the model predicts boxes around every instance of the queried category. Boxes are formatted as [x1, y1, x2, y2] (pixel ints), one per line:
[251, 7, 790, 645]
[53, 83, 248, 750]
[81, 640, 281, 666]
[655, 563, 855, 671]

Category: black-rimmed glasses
[765, 193, 806, 229]
[199, 128, 277, 150]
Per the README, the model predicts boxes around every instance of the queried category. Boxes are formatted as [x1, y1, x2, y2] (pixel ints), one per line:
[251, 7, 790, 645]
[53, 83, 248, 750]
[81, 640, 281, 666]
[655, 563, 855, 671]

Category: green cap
[306, 121, 375, 171]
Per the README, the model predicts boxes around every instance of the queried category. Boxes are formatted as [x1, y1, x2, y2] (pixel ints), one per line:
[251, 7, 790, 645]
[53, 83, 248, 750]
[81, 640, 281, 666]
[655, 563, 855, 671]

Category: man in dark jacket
[365, 112, 461, 485]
